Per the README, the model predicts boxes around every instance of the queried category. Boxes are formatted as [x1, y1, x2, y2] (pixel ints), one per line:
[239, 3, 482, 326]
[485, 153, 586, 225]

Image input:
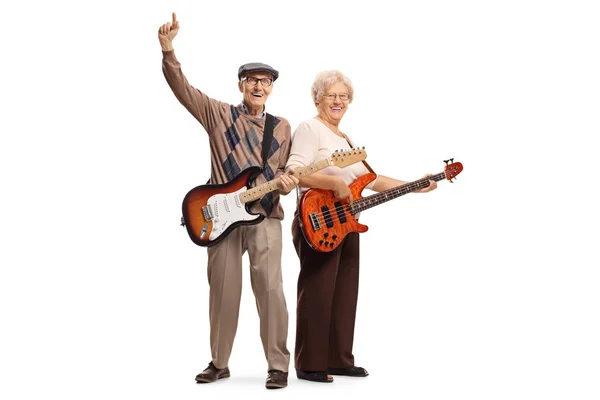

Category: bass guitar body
[299, 173, 377, 251]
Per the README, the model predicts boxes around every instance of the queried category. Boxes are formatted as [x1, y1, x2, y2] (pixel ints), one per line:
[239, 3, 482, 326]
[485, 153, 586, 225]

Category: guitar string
[312, 178, 437, 225]
[246, 164, 452, 207]
[246, 161, 450, 222]
[242, 154, 364, 202]
[304, 167, 459, 246]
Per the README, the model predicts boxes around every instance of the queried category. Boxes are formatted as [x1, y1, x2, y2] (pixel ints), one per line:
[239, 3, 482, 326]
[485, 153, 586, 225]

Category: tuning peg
[443, 158, 454, 165]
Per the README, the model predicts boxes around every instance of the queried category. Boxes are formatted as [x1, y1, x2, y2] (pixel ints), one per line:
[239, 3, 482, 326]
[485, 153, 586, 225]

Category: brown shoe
[195, 362, 230, 383]
[265, 370, 288, 389]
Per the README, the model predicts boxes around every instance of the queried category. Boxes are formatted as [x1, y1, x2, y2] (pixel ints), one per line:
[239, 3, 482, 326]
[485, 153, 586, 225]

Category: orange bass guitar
[298, 159, 463, 252]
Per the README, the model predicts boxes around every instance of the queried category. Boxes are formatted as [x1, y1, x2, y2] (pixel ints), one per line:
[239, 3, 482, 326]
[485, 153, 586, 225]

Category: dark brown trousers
[291, 212, 360, 372]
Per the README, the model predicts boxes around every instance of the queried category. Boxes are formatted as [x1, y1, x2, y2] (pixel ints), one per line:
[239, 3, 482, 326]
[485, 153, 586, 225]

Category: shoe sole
[296, 371, 333, 383]
[195, 373, 231, 383]
[327, 368, 368, 377]
[265, 383, 287, 389]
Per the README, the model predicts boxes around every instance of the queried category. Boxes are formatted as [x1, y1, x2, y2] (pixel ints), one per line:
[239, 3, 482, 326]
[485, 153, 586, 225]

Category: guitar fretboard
[240, 159, 332, 203]
[350, 171, 446, 214]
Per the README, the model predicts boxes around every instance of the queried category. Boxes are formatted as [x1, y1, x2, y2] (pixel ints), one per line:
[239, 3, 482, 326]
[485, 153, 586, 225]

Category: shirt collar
[240, 103, 266, 119]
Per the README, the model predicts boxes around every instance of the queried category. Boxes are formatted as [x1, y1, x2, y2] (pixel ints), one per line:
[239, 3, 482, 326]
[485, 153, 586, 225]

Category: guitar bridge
[202, 205, 214, 221]
[309, 212, 321, 231]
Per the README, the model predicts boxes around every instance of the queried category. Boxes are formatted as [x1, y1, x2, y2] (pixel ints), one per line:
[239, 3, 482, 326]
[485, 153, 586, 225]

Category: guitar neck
[350, 171, 447, 214]
[240, 159, 332, 203]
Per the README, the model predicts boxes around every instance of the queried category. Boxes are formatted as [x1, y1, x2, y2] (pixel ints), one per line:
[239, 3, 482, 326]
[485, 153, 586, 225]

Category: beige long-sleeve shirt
[285, 118, 377, 199]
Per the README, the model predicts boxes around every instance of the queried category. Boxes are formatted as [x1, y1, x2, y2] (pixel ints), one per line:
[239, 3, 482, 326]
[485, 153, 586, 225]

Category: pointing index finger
[172, 12, 177, 24]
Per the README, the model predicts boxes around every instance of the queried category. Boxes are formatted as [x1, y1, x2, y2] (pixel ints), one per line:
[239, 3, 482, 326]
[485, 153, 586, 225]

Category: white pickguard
[207, 187, 260, 240]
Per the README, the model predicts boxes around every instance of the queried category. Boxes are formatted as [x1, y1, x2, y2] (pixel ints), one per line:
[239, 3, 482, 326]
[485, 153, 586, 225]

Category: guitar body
[299, 173, 377, 252]
[179, 148, 369, 247]
[182, 167, 265, 247]
[299, 160, 463, 252]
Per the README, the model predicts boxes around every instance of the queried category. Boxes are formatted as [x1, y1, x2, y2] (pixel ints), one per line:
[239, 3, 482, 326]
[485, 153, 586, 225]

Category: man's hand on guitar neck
[277, 174, 299, 195]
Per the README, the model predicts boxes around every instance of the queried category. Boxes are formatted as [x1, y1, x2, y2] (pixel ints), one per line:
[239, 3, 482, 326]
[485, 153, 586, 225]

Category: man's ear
[238, 81, 243, 93]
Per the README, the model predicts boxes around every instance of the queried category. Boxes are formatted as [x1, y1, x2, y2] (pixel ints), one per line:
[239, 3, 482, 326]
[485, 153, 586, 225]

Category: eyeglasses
[241, 76, 273, 87]
[323, 93, 350, 101]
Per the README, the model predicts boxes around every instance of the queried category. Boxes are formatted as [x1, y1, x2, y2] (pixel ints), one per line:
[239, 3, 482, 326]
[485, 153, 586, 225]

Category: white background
[1, 1, 599, 399]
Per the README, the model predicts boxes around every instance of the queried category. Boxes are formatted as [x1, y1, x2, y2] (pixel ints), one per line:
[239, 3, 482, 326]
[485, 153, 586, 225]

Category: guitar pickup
[334, 201, 347, 224]
[202, 205, 214, 221]
[321, 206, 334, 228]
[309, 213, 321, 231]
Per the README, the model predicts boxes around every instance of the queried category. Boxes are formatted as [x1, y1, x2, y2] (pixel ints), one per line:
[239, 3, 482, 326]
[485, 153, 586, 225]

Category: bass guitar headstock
[443, 158, 463, 182]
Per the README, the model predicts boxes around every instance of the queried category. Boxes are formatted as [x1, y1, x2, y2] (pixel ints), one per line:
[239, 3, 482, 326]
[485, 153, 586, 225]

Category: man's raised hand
[158, 12, 179, 51]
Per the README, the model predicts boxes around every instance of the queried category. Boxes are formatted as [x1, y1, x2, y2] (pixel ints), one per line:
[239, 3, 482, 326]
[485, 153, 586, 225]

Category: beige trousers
[206, 218, 290, 372]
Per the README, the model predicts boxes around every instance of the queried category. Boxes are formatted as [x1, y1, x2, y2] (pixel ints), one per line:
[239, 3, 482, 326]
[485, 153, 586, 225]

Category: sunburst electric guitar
[298, 159, 463, 252]
[182, 148, 368, 247]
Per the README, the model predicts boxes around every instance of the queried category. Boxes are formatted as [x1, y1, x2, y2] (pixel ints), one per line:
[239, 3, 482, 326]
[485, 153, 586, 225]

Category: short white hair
[311, 70, 354, 104]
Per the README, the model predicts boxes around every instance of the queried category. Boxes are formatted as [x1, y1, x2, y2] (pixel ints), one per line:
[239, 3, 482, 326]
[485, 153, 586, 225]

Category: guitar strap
[262, 113, 275, 170]
[204, 112, 274, 182]
[341, 132, 376, 174]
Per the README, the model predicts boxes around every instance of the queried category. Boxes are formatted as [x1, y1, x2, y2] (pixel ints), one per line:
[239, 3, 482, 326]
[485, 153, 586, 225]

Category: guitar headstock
[443, 158, 463, 181]
[330, 147, 367, 168]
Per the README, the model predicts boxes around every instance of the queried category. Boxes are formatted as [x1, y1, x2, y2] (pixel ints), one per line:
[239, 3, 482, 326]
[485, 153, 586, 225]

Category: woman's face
[316, 81, 351, 124]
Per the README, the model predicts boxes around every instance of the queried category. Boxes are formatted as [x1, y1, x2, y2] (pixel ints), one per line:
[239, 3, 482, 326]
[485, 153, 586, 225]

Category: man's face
[238, 72, 274, 111]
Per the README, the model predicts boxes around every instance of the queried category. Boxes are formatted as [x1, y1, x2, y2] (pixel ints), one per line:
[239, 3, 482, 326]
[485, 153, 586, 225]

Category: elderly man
[158, 13, 297, 389]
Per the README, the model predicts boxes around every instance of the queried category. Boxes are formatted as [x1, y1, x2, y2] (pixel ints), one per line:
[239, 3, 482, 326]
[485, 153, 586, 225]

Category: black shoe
[265, 370, 288, 389]
[195, 362, 230, 383]
[296, 369, 333, 383]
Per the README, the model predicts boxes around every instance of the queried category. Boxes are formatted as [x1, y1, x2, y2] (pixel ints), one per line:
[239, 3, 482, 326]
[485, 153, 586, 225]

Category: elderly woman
[285, 70, 437, 383]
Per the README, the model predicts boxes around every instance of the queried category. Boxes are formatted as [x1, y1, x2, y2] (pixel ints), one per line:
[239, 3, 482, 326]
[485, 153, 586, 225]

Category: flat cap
[238, 62, 279, 81]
